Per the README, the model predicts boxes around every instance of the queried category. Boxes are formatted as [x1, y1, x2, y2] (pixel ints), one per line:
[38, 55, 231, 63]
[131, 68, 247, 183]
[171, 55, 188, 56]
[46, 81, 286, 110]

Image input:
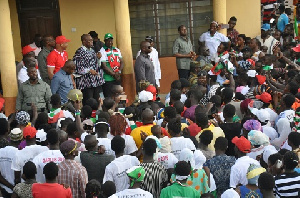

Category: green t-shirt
[160, 182, 200, 198]
[100, 45, 122, 82]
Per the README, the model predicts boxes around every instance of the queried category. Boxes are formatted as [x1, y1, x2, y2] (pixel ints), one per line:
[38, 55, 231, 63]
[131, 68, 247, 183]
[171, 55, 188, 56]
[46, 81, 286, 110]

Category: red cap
[145, 85, 156, 101]
[255, 92, 272, 104]
[232, 136, 251, 153]
[0, 98, 5, 111]
[23, 126, 37, 139]
[256, 75, 266, 85]
[55, 35, 71, 44]
[292, 45, 300, 52]
[22, 45, 36, 55]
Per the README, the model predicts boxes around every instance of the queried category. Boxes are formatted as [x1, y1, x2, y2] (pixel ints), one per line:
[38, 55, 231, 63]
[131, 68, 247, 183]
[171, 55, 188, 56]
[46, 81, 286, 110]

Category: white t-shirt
[11, 145, 49, 172]
[199, 31, 229, 58]
[264, 108, 278, 127]
[170, 136, 196, 159]
[157, 152, 178, 169]
[109, 188, 153, 198]
[18, 66, 41, 84]
[97, 137, 115, 156]
[107, 133, 137, 155]
[0, 146, 18, 193]
[32, 150, 64, 183]
[230, 156, 260, 188]
[103, 155, 140, 192]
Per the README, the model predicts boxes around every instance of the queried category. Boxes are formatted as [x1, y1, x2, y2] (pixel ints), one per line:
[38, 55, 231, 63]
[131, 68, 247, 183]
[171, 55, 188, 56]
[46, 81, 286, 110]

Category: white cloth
[199, 31, 229, 58]
[247, 145, 266, 160]
[107, 133, 138, 155]
[271, 118, 292, 149]
[264, 108, 278, 127]
[0, 146, 18, 193]
[11, 145, 49, 172]
[29, 42, 41, 57]
[229, 156, 260, 188]
[18, 66, 41, 84]
[165, 94, 187, 107]
[109, 188, 153, 198]
[256, 35, 279, 54]
[157, 152, 178, 169]
[103, 155, 140, 192]
[97, 137, 115, 156]
[170, 136, 196, 159]
[262, 145, 278, 164]
[221, 188, 240, 198]
[137, 47, 161, 87]
[262, 125, 278, 141]
[32, 150, 64, 183]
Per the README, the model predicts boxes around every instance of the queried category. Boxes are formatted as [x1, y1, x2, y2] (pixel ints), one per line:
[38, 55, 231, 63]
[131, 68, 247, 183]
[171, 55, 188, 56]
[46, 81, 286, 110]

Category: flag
[295, 16, 298, 37]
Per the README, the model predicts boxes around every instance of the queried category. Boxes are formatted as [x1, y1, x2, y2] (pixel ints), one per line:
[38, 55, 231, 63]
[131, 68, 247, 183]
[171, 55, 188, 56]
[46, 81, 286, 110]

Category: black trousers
[82, 86, 102, 105]
[102, 80, 120, 98]
[178, 69, 190, 79]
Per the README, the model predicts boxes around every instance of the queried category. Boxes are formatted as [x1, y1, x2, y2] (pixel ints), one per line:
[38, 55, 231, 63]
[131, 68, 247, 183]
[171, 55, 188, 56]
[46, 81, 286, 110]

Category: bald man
[134, 41, 156, 92]
[51, 60, 76, 104]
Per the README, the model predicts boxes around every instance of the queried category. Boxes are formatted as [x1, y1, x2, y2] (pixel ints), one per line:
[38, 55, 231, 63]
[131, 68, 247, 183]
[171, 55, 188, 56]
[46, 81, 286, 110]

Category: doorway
[16, 0, 61, 47]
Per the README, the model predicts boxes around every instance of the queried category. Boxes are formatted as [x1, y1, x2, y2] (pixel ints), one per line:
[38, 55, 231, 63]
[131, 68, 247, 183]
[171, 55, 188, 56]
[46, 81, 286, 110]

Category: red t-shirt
[47, 49, 68, 74]
[32, 183, 72, 198]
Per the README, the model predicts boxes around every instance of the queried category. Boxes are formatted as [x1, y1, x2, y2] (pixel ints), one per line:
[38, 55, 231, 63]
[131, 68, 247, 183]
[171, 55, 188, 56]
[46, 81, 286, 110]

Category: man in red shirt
[47, 35, 70, 80]
[32, 162, 72, 198]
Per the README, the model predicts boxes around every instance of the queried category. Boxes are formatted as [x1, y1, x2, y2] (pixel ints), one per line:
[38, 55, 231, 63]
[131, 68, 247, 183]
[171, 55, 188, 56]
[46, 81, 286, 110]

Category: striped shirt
[274, 172, 300, 197]
[57, 159, 88, 198]
[140, 162, 168, 198]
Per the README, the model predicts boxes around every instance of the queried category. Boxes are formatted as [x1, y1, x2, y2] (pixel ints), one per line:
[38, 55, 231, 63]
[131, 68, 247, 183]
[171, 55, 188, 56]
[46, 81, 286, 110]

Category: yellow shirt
[130, 124, 154, 149]
[195, 124, 225, 151]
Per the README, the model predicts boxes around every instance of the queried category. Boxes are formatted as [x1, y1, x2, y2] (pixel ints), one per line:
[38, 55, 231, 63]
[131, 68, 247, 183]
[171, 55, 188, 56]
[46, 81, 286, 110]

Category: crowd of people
[2, 1, 300, 198]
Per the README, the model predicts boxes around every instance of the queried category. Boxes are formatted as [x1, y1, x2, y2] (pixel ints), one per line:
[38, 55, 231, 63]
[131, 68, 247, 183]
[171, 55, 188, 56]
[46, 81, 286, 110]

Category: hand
[206, 102, 213, 112]
[114, 96, 121, 104]
[74, 100, 82, 111]
[140, 131, 148, 142]
[31, 103, 37, 113]
[96, 52, 102, 59]
[114, 73, 121, 81]
[89, 69, 98, 75]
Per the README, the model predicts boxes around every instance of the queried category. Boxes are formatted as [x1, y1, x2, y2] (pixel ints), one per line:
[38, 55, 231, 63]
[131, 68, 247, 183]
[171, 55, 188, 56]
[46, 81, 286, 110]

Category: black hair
[50, 94, 61, 106]
[97, 111, 110, 122]
[283, 151, 299, 170]
[283, 94, 296, 108]
[220, 42, 229, 51]
[43, 162, 58, 180]
[288, 81, 299, 95]
[124, 106, 137, 121]
[102, 181, 116, 197]
[210, 95, 222, 108]
[111, 135, 125, 154]
[174, 161, 191, 176]
[47, 129, 59, 145]
[0, 118, 8, 135]
[173, 101, 184, 114]
[201, 193, 214, 198]
[164, 106, 177, 119]
[60, 118, 73, 129]
[81, 105, 92, 119]
[95, 121, 110, 137]
[200, 130, 213, 146]
[258, 172, 275, 190]
[168, 118, 182, 135]
[223, 104, 236, 118]
[268, 153, 282, 166]
[222, 88, 234, 103]
[88, 31, 98, 38]
[171, 80, 182, 90]
[230, 16, 237, 22]
[279, 4, 285, 12]
[23, 56, 35, 67]
[287, 70, 298, 80]
[85, 179, 101, 198]
[143, 138, 157, 156]
[288, 132, 300, 147]
[170, 89, 182, 102]
[195, 113, 209, 128]
[179, 78, 190, 89]
[178, 25, 185, 32]
[85, 98, 99, 111]
[35, 112, 50, 130]
[214, 137, 228, 151]
[23, 161, 37, 179]
[66, 122, 77, 136]
[195, 104, 207, 115]
[238, 34, 246, 41]
[197, 70, 207, 77]
[278, 148, 289, 156]
[190, 89, 203, 103]
[103, 98, 115, 110]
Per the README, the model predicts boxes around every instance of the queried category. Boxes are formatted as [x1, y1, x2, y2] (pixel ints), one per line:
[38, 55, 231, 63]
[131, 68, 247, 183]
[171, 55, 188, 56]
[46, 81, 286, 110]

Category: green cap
[126, 166, 145, 187]
[104, 33, 113, 40]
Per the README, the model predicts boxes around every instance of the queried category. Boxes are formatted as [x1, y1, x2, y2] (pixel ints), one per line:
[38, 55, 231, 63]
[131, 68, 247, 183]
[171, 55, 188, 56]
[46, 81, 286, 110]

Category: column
[213, 0, 227, 35]
[0, 0, 18, 116]
[113, 0, 136, 103]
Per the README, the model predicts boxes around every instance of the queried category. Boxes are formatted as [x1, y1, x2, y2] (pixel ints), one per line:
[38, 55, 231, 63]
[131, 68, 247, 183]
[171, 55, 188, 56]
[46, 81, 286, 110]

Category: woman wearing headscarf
[242, 119, 262, 138]
[247, 130, 270, 160]
[271, 118, 291, 150]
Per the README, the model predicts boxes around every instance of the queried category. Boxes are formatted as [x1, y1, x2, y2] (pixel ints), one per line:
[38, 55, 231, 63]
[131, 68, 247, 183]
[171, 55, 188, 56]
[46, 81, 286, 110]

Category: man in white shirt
[0, 128, 23, 195]
[136, 36, 161, 90]
[11, 126, 49, 184]
[230, 136, 260, 188]
[18, 56, 41, 84]
[33, 129, 64, 183]
[103, 136, 140, 192]
[255, 24, 280, 54]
